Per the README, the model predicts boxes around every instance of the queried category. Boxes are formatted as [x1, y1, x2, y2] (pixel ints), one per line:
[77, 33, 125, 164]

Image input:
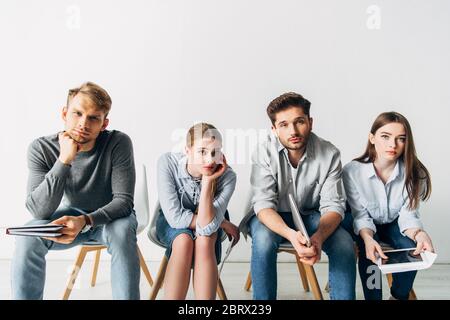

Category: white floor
[1, 260, 449, 300]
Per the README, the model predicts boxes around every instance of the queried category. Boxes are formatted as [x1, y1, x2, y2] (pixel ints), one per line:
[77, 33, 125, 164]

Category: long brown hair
[354, 112, 431, 210]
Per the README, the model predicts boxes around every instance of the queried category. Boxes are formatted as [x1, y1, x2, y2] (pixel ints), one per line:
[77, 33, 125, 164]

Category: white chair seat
[82, 240, 104, 246]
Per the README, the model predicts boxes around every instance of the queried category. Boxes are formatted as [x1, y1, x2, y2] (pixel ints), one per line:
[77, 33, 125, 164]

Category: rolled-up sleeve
[157, 154, 194, 229]
[398, 202, 423, 235]
[319, 150, 346, 219]
[250, 147, 278, 215]
[343, 167, 376, 235]
[196, 169, 237, 236]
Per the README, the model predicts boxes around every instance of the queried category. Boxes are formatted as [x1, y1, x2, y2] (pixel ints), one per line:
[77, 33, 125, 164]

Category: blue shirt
[239, 132, 346, 238]
[157, 152, 237, 236]
[343, 159, 423, 236]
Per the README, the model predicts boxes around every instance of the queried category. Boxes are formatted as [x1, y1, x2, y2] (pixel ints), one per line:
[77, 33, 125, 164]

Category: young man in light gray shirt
[11, 82, 140, 300]
[240, 92, 356, 300]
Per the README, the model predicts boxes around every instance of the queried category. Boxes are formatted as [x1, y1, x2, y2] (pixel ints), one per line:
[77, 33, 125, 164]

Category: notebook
[6, 224, 64, 237]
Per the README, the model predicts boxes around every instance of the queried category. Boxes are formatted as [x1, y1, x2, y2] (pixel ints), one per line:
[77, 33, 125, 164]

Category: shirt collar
[364, 159, 402, 182]
[364, 162, 377, 179]
[386, 160, 401, 184]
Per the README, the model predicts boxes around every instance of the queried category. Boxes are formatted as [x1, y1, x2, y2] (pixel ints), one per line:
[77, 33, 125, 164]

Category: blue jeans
[249, 211, 356, 300]
[356, 218, 417, 300]
[11, 207, 141, 300]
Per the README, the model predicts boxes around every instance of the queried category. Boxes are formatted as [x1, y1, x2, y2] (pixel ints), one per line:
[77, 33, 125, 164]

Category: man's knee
[325, 227, 356, 260]
[15, 218, 52, 251]
[103, 214, 137, 243]
[250, 222, 279, 255]
[15, 234, 48, 256]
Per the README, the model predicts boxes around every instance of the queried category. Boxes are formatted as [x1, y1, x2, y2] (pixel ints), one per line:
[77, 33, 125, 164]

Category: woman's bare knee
[172, 233, 194, 255]
[195, 234, 217, 256]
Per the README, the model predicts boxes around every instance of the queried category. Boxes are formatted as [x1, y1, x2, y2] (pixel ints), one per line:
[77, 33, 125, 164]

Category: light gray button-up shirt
[343, 159, 423, 236]
[240, 132, 346, 237]
[157, 152, 237, 236]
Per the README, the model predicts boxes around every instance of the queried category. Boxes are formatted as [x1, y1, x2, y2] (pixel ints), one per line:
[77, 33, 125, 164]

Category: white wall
[1, 0, 449, 263]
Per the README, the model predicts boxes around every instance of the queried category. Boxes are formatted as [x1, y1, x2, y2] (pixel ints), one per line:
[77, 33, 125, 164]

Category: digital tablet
[288, 193, 311, 247]
[378, 248, 423, 266]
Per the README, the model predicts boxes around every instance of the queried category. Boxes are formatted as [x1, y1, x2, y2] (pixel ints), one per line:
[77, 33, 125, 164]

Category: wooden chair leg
[149, 255, 168, 300]
[244, 271, 252, 291]
[62, 246, 88, 300]
[303, 264, 323, 300]
[90, 248, 102, 287]
[409, 289, 417, 300]
[216, 277, 228, 300]
[295, 256, 310, 292]
[386, 273, 393, 287]
[137, 245, 154, 286]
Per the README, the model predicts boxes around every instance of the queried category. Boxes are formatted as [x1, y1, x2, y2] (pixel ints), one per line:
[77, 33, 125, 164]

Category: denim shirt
[239, 132, 346, 238]
[157, 152, 237, 236]
[342, 159, 423, 236]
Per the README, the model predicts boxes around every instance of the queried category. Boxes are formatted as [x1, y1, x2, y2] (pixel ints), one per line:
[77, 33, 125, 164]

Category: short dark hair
[266, 92, 311, 125]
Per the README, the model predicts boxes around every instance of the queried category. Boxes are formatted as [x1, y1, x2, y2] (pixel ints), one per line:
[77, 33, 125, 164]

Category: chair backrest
[134, 164, 150, 235]
[147, 201, 166, 248]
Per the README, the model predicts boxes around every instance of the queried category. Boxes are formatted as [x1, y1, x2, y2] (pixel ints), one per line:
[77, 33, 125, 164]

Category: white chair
[147, 201, 228, 300]
[62, 164, 154, 299]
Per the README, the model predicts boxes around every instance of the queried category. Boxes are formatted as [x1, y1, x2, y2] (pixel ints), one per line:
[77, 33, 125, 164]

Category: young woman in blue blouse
[156, 123, 239, 300]
[343, 112, 434, 300]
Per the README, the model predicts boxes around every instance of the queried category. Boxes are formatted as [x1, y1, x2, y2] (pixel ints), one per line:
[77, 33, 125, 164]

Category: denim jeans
[249, 211, 356, 300]
[11, 207, 141, 300]
[356, 218, 417, 300]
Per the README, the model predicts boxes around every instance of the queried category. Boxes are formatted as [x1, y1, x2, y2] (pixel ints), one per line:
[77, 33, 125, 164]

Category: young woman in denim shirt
[156, 123, 239, 299]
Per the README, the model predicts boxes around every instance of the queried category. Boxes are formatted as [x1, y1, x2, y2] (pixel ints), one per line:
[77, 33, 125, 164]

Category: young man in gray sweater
[11, 82, 140, 300]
